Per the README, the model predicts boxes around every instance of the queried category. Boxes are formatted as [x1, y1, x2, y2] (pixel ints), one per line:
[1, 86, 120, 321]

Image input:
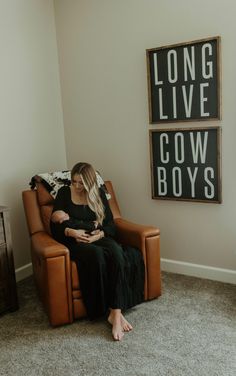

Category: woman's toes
[120, 314, 133, 332]
[113, 328, 124, 341]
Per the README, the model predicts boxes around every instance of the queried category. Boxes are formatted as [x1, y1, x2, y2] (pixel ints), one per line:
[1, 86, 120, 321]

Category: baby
[51, 210, 99, 233]
[51, 210, 70, 224]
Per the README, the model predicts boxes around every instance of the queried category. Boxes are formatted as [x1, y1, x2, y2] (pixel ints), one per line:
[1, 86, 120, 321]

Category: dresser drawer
[0, 217, 5, 245]
[0, 289, 6, 313]
[0, 245, 8, 279]
[0, 206, 18, 314]
[0, 277, 18, 314]
[0, 283, 8, 314]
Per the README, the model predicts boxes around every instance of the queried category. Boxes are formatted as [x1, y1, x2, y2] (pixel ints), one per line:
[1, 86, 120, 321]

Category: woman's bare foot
[120, 314, 133, 332]
[108, 309, 124, 341]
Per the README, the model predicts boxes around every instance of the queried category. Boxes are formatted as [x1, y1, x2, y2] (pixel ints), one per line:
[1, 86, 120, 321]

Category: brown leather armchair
[22, 180, 161, 326]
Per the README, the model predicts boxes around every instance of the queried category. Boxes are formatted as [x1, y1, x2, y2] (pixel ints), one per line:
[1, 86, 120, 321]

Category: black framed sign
[150, 127, 222, 203]
[146, 36, 221, 123]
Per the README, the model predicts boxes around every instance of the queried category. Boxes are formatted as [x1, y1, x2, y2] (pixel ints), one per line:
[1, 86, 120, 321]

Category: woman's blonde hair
[71, 162, 105, 225]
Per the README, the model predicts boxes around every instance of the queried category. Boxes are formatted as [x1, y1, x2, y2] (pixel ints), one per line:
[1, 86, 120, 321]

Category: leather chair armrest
[114, 218, 160, 249]
[114, 217, 161, 300]
[30, 231, 73, 326]
[31, 231, 69, 259]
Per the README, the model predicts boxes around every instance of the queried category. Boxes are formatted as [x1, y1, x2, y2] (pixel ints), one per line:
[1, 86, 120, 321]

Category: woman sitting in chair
[50, 162, 144, 341]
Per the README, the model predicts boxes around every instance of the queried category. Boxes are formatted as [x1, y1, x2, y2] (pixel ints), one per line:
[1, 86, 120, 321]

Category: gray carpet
[0, 272, 235, 376]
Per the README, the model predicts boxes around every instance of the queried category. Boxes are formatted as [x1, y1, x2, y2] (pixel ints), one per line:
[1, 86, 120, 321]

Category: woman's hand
[76, 230, 105, 243]
[66, 228, 90, 243]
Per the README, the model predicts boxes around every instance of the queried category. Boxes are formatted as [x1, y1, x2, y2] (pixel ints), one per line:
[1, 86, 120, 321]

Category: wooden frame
[146, 36, 221, 123]
[149, 127, 222, 203]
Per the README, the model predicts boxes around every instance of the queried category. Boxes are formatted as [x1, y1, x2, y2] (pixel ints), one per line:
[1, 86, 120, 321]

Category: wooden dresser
[0, 206, 18, 314]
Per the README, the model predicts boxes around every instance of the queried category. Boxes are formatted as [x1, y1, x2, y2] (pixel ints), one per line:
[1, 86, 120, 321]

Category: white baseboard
[15, 263, 33, 282]
[161, 258, 236, 285]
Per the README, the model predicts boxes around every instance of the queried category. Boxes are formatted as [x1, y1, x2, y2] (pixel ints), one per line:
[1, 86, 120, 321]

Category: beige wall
[54, 0, 236, 278]
[0, 0, 67, 275]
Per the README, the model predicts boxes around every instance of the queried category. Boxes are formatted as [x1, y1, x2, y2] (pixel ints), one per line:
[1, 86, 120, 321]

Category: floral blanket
[30, 170, 111, 199]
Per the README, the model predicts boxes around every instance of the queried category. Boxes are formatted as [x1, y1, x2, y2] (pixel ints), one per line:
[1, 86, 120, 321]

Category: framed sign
[150, 127, 222, 203]
[146, 36, 221, 123]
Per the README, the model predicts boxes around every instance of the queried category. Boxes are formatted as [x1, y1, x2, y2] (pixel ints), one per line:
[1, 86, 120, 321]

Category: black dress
[50, 186, 144, 320]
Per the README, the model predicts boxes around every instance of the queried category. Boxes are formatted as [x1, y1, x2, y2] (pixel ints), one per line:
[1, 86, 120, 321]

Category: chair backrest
[22, 180, 121, 236]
